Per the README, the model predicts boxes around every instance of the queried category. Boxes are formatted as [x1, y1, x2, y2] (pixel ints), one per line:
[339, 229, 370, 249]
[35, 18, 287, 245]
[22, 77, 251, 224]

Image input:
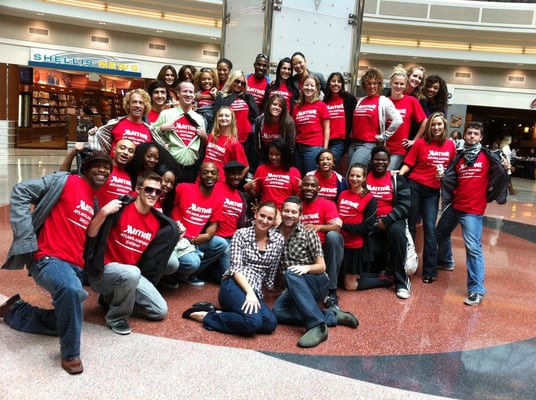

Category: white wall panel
[270, 0, 358, 77]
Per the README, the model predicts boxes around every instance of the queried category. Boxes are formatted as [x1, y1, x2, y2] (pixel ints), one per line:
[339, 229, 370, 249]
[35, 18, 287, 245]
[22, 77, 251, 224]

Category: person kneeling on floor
[85, 171, 179, 335]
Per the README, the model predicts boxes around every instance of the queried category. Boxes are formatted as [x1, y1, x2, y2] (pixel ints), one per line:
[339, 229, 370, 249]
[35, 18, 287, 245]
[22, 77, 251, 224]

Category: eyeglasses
[234, 79, 246, 86]
[140, 186, 162, 196]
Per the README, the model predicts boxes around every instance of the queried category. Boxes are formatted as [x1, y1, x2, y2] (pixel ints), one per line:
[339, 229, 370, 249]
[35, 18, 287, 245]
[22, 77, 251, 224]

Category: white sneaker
[396, 277, 411, 299]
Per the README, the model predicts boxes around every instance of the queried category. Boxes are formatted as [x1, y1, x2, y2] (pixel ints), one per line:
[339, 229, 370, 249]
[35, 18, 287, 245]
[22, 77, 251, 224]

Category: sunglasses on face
[234, 79, 246, 86]
[140, 186, 162, 196]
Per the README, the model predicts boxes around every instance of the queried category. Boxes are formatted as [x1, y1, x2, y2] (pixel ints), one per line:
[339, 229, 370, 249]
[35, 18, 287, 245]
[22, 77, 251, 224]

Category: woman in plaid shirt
[182, 202, 285, 335]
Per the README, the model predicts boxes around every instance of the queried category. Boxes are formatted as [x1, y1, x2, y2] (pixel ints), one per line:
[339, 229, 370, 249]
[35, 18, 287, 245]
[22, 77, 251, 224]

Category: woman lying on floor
[182, 202, 285, 335]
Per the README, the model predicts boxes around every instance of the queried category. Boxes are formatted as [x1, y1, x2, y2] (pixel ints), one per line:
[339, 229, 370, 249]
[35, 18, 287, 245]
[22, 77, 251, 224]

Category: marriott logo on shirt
[339, 198, 359, 208]
[110, 175, 131, 185]
[123, 129, 148, 141]
[460, 162, 483, 170]
[76, 199, 93, 213]
[428, 150, 451, 157]
[123, 225, 153, 241]
[189, 203, 212, 214]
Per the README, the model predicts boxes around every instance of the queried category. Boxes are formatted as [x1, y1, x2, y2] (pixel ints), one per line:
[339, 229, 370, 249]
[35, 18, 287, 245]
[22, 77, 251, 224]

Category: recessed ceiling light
[99, 22, 106, 25]
[156, 30, 163, 33]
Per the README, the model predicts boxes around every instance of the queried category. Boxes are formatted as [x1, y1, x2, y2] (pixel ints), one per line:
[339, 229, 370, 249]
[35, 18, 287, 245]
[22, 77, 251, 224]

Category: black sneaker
[107, 319, 131, 335]
[323, 293, 339, 310]
[464, 292, 483, 306]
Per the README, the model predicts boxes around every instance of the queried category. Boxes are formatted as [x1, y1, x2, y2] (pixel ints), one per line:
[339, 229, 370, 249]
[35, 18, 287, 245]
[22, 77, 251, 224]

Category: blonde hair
[296, 75, 321, 106]
[212, 106, 238, 143]
[123, 88, 151, 117]
[424, 112, 449, 144]
[390, 64, 408, 83]
[499, 135, 512, 149]
[194, 67, 218, 92]
[222, 70, 247, 97]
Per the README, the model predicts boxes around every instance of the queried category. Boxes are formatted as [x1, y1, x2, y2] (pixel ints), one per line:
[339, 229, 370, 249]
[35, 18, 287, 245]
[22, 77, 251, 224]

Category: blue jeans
[388, 154, 404, 171]
[408, 180, 440, 277]
[89, 263, 167, 324]
[4, 256, 88, 359]
[324, 231, 344, 291]
[203, 278, 277, 335]
[348, 141, 376, 168]
[328, 139, 345, 164]
[295, 144, 324, 175]
[272, 270, 336, 330]
[178, 236, 229, 282]
[437, 206, 486, 295]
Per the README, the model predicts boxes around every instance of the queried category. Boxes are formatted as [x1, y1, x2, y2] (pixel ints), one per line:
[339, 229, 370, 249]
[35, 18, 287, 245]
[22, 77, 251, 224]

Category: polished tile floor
[1, 148, 535, 399]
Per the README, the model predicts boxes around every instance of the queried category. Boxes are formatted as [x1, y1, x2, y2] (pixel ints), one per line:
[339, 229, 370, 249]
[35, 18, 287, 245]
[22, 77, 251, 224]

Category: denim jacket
[2, 172, 70, 270]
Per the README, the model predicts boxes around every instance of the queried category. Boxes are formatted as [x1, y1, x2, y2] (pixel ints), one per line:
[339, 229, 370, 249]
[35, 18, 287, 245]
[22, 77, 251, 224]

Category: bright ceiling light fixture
[44, 0, 221, 27]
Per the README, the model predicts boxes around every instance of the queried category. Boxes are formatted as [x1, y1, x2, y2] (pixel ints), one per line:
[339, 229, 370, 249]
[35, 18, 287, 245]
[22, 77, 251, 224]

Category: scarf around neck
[463, 142, 482, 166]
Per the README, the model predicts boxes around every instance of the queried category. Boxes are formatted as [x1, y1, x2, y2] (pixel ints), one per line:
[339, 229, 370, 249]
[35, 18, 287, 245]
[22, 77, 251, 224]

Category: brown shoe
[0, 294, 21, 319]
[62, 357, 84, 375]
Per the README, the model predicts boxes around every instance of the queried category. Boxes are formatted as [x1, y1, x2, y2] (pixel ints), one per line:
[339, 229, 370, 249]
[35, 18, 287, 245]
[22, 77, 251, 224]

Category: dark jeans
[4, 256, 88, 359]
[203, 278, 277, 335]
[408, 179, 440, 277]
[272, 270, 336, 330]
[371, 219, 408, 290]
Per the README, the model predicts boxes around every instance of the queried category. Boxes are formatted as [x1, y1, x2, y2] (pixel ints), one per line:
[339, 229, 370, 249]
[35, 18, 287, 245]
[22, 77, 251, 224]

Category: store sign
[29, 48, 142, 77]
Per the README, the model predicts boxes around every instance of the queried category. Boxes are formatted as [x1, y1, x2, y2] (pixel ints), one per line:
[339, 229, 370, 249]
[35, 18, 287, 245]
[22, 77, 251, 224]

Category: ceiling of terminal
[1, 0, 535, 70]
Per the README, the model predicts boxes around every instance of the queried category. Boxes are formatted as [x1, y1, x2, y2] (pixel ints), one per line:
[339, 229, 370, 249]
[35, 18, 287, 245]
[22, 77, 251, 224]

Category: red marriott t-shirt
[104, 202, 160, 265]
[34, 175, 96, 267]
[452, 152, 490, 215]
[301, 196, 340, 244]
[111, 118, 152, 153]
[337, 190, 374, 248]
[171, 183, 224, 239]
[366, 172, 393, 218]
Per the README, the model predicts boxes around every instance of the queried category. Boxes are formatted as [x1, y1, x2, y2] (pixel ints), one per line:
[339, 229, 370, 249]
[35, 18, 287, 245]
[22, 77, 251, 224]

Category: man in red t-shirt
[436, 121, 508, 306]
[1, 151, 114, 375]
[300, 175, 344, 310]
[88, 172, 170, 335]
[246, 53, 270, 110]
[147, 80, 167, 124]
[96, 139, 136, 206]
[170, 162, 228, 286]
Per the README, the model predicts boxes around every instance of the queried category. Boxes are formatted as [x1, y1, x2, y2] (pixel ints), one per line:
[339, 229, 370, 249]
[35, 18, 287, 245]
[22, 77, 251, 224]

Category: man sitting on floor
[272, 196, 358, 348]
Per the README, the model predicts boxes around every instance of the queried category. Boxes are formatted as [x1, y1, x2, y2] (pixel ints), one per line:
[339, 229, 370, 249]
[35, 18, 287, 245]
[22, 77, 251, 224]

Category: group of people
[0, 54, 510, 375]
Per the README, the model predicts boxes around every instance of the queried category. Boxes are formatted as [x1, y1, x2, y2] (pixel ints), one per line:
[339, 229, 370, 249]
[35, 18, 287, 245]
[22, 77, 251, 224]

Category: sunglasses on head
[200, 67, 212, 73]
[140, 186, 162, 196]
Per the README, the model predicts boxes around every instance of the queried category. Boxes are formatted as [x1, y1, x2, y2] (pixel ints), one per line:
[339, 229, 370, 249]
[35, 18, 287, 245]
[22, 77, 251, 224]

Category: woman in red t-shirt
[214, 70, 259, 173]
[243, 138, 301, 210]
[292, 75, 330, 175]
[306, 149, 347, 203]
[203, 106, 249, 181]
[339, 164, 382, 291]
[323, 72, 357, 164]
[399, 112, 456, 283]
[387, 65, 428, 170]
[265, 57, 296, 112]
[254, 94, 296, 161]
[194, 67, 218, 131]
